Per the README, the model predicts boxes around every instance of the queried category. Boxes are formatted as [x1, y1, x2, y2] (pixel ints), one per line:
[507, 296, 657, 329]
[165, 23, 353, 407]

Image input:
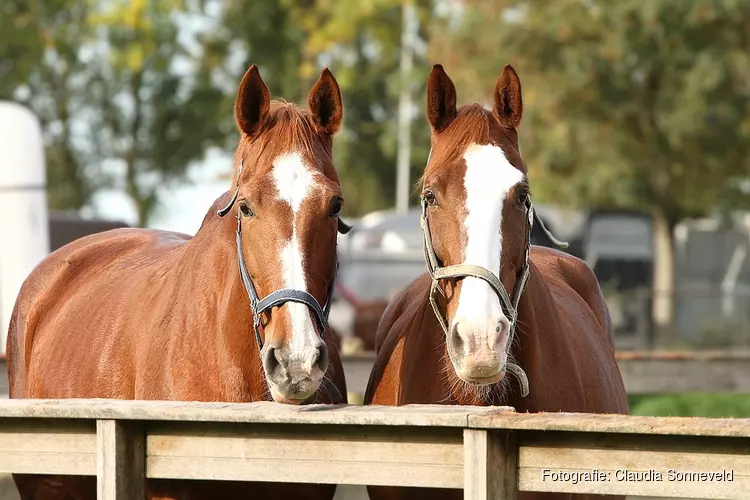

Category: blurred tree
[89, 0, 225, 226]
[0, 0, 99, 210]
[0, 0, 224, 226]
[431, 0, 750, 331]
[200, 0, 434, 215]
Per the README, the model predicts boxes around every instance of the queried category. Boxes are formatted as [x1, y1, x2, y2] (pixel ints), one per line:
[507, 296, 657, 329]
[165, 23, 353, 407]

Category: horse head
[419, 64, 533, 389]
[220, 65, 348, 404]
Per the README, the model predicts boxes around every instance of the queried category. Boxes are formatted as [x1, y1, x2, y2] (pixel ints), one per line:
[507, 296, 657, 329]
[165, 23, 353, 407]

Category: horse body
[364, 64, 628, 500]
[7, 65, 348, 500]
[366, 250, 628, 500]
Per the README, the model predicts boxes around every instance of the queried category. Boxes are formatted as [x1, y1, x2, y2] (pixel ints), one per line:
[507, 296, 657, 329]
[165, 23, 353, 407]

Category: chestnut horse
[364, 65, 629, 500]
[7, 65, 350, 500]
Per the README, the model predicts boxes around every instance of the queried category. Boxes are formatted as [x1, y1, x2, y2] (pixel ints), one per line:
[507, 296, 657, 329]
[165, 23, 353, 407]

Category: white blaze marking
[272, 152, 322, 366]
[454, 143, 524, 339]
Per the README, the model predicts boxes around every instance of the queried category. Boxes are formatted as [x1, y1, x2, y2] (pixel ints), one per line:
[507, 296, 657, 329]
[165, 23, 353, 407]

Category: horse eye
[517, 190, 529, 205]
[424, 190, 437, 206]
[239, 203, 254, 217]
[330, 197, 343, 217]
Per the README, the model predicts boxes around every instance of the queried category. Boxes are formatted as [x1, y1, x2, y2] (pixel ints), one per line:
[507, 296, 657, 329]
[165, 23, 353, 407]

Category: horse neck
[512, 264, 544, 373]
[180, 213, 269, 400]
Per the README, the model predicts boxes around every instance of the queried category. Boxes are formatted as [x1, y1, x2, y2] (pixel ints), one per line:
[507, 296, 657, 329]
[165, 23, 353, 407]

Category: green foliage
[1, 0, 223, 225]
[0, 0, 100, 210]
[431, 0, 750, 226]
[201, 0, 433, 215]
[5, 0, 749, 223]
[85, 0, 225, 225]
[629, 393, 750, 418]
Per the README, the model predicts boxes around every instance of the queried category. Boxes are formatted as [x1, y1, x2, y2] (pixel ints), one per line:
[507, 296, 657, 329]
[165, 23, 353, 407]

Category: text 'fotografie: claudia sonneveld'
[542, 469, 734, 483]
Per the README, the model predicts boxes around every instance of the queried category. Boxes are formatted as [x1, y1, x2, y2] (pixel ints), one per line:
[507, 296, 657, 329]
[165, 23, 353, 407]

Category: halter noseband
[419, 191, 568, 398]
[217, 160, 351, 354]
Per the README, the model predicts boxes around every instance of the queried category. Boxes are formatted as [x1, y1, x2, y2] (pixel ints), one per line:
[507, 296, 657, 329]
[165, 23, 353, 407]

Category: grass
[629, 393, 750, 418]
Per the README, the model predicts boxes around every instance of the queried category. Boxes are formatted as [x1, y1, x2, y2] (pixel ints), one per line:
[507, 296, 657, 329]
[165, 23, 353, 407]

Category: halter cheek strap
[420, 194, 568, 398]
[233, 215, 338, 350]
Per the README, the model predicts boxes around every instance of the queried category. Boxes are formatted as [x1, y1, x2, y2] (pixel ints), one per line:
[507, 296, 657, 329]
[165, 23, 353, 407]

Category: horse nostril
[263, 346, 285, 375]
[312, 344, 329, 374]
[449, 322, 464, 355]
[497, 317, 510, 337]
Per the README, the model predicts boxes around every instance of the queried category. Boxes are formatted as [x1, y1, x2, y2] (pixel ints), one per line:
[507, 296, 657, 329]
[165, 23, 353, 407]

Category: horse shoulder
[365, 273, 431, 405]
[10, 228, 191, 398]
[530, 246, 614, 348]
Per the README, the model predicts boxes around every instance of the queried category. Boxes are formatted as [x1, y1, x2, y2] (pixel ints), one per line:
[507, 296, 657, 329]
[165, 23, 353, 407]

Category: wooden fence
[0, 399, 749, 499]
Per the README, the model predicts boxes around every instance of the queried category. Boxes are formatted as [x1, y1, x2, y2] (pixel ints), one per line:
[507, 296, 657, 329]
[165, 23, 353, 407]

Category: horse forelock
[233, 101, 335, 185]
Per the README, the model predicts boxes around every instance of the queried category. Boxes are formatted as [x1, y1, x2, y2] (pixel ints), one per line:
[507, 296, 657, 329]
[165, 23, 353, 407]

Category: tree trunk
[652, 212, 677, 346]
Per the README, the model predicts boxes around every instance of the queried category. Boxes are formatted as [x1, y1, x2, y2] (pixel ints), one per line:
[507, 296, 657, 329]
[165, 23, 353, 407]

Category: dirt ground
[0, 476, 18, 500]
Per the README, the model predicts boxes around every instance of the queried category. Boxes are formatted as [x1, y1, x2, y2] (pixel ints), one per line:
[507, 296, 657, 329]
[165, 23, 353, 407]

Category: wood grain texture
[519, 445, 748, 499]
[0, 400, 749, 440]
[0, 399, 513, 427]
[464, 429, 517, 500]
[468, 412, 750, 438]
[97, 420, 145, 500]
[146, 423, 464, 488]
[0, 419, 96, 475]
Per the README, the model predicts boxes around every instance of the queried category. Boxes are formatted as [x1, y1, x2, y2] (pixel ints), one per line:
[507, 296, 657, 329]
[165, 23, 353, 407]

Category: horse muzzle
[447, 320, 509, 386]
[262, 343, 328, 404]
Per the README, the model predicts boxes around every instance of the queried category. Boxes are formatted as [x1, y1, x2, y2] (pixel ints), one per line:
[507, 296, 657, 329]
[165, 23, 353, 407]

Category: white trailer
[0, 102, 49, 355]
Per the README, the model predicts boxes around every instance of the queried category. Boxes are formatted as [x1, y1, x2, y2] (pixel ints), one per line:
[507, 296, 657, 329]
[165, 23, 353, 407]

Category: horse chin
[269, 388, 307, 405]
[453, 367, 506, 387]
[268, 382, 321, 405]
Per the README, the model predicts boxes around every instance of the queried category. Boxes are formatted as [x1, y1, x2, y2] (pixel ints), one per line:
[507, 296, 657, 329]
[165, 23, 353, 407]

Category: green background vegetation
[629, 393, 750, 418]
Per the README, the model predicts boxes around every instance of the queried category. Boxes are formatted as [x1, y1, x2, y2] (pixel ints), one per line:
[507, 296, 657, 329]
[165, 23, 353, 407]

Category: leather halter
[217, 159, 351, 353]
[419, 192, 568, 398]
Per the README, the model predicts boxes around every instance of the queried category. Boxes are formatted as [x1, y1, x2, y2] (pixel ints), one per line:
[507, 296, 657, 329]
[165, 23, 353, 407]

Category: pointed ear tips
[499, 64, 521, 83]
[243, 64, 261, 80]
[430, 64, 449, 80]
[313, 67, 341, 95]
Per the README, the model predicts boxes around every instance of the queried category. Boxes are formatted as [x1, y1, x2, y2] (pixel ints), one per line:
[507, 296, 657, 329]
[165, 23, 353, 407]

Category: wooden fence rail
[0, 399, 749, 500]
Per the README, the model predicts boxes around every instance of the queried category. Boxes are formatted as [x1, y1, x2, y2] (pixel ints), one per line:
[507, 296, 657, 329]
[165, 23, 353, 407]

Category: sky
[86, 147, 233, 235]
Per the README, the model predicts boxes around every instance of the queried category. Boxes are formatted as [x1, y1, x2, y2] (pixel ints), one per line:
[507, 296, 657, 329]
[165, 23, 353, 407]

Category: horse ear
[235, 64, 271, 138]
[426, 64, 457, 132]
[308, 68, 343, 135]
[493, 64, 523, 129]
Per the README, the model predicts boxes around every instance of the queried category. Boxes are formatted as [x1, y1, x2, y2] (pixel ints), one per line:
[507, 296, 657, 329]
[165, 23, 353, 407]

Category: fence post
[97, 419, 145, 500]
[463, 429, 517, 500]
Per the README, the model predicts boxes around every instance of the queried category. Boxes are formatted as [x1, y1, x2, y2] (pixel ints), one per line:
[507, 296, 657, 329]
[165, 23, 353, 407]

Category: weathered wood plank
[1, 399, 749, 439]
[0, 419, 96, 475]
[97, 420, 145, 500]
[468, 411, 750, 438]
[146, 422, 464, 488]
[518, 444, 748, 499]
[464, 429, 517, 500]
[516, 431, 750, 499]
[0, 399, 511, 427]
